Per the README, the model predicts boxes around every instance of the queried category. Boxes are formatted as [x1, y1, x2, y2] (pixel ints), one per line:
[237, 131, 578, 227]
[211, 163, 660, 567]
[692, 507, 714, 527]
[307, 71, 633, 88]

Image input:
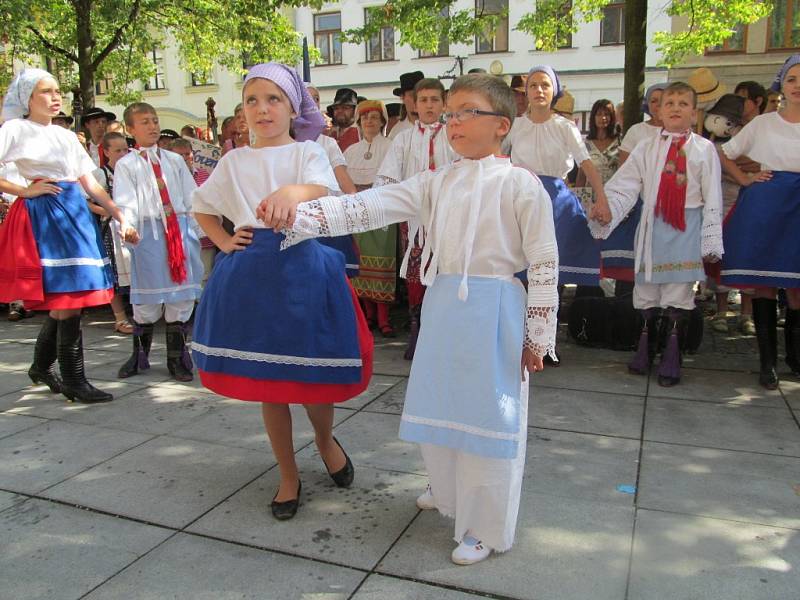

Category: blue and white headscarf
[2, 69, 54, 121]
[641, 82, 668, 116]
[770, 54, 800, 92]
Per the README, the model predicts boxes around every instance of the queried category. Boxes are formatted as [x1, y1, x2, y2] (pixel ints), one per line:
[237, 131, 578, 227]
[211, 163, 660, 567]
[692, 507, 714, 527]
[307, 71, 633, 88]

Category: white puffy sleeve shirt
[619, 121, 662, 154]
[504, 115, 589, 179]
[0, 119, 97, 181]
[721, 112, 800, 172]
[315, 134, 347, 169]
[191, 141, 339, 231]
[343, 135, 392, 187]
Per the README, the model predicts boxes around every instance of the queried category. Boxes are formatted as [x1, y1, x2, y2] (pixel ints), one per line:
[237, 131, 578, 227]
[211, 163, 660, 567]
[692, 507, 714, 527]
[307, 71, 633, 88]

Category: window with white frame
[600, 2, 625, 45]
[314, 12, 343, 65]
[475, 0, 509, 54]
[144, 47, 166, 90]
[365, 7, 395, 61]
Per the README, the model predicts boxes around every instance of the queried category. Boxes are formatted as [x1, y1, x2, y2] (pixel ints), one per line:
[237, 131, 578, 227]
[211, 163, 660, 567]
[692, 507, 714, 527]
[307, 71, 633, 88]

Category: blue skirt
[540, 176, 600, 286]
[192, 229, 364, 385]
[129, 216, 203, 305]
[600, 198, 642, 282]
[399, 275, 526, 459]
[319, 235, 360, 277]
[26, 181, 113, 293]
[721, 171, 800, 289]
[636, 208, 704, 284]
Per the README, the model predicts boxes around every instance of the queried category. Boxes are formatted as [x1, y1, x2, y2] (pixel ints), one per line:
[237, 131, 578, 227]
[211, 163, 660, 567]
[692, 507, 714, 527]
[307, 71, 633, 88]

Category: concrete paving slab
[645, 397, 800, 456]
[530, 358, 648, 396]
[84, 351, 174, 384]
[0, 420, 152, 494]
[188, 460, 425, 570]
[555, 343, 630, 365]
[378, 492, 633, 600]
[346, 374, 405, 410]
[1, 379, 146, 417]
[0, 368, 39, 398]
[638, 442, 800, 529]
[363, 379, 407, 415]
[44, 436, 268, 529]
[682, 350, 760, 373]
[372, 336, 412, 377]
[0, 498, 171, 600]
[352, 574, 485, 599]
[525, 429, 640, 507]
[298, 411, 425, 475]
[169, 402, 349, 452]
[781, 378, 800, 410]
[530, 385, 645, 439]
[0, 490, 26, 512]
[0, 413, 45, 440]
[628, 509, 800, 600]
[0, 346, 36, 371]
[649, 369, 784, 407]
[84, 532, 363, 600]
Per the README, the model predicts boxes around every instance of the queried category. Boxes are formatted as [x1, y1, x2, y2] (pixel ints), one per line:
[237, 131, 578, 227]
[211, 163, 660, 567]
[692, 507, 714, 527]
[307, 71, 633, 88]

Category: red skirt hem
[27, 288, 114, 310]
[600, 266, 634, 282]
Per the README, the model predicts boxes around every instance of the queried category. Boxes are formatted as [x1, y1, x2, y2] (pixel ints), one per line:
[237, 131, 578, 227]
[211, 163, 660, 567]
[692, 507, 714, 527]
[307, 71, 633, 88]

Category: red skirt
[198, 284, 374, 404]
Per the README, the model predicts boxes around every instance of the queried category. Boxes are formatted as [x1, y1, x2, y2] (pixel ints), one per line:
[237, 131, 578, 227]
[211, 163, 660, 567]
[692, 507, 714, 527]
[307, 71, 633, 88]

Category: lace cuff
[281, 190, 386, 250]
[701, 220, 724, 259]
[374, 175, 399, 188]
[525, 260, 559, 359]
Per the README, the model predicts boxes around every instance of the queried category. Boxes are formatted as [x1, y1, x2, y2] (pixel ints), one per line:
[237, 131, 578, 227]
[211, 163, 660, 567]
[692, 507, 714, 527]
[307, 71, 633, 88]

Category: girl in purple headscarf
[191, 63, 373, 520]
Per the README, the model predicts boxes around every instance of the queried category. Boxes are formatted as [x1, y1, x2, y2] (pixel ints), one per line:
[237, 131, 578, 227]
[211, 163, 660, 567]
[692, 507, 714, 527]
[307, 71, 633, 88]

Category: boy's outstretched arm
[256, 184, 328, 230]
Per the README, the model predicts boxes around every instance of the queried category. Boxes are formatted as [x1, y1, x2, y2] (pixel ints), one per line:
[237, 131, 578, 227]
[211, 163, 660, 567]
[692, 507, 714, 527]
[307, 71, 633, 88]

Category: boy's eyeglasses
[441, 109, 506, 124]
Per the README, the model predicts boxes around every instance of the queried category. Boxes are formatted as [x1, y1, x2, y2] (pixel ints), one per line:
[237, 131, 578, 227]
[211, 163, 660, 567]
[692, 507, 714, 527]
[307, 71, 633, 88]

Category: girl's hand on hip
[221, 227, 253, 254]
[23, 180, 61, 198]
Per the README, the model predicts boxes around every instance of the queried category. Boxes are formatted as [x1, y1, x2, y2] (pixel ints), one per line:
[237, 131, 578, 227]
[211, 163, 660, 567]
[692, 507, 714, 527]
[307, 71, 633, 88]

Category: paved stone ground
[1, 303, 799, 600]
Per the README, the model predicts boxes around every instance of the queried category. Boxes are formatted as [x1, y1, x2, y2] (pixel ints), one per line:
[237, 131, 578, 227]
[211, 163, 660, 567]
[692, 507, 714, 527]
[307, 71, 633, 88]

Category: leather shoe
[325, 437, 354, 488]
[271, 481, 301, 520]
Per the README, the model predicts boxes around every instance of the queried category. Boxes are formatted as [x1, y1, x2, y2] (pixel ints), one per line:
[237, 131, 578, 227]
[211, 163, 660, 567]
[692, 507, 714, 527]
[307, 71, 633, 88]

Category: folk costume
[592, 129, 723, 386]
[190, 62, 372, 404]
[343, 101, 397, 336]
[94, 164, 132, 292]
[0, 69, 116, 403]
[285, 154, 559, 554]
[113, 144, 203, 381]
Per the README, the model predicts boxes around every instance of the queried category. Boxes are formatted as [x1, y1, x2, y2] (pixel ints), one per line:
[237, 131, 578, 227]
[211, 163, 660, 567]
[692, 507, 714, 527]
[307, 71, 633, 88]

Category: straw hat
[688, 68, 727, 105]
[553, 89, 575, 116]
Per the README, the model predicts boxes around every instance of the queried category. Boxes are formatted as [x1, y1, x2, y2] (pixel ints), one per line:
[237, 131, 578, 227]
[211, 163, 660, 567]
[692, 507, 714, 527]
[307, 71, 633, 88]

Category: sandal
[115, 319, 134, 334]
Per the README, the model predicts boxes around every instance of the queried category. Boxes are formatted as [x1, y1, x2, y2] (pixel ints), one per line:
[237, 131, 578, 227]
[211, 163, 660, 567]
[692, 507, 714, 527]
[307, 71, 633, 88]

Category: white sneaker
[415, 484, 436, 510]
[451, 536, 491, 565]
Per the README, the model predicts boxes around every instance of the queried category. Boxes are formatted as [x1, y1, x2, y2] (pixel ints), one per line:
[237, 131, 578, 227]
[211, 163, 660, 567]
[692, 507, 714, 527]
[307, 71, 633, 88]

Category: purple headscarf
[770, 54, 800, 92]
[243, 63, 325, 142]
[527, 65, 563, 106]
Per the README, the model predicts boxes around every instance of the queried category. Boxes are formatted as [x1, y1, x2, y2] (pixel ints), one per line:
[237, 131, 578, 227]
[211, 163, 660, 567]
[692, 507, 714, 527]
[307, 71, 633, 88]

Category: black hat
[707, 94, 745, 123]
[468, 67, 487, 74]
[159, 129, 180, 140]
[81, 106, 116, 126]
[327, 88, 359, 112]
[386, 103, 402, 118]
[53, 111, 74, 126]
[393, 71, 424, 97]
[509, 75, 526, 92]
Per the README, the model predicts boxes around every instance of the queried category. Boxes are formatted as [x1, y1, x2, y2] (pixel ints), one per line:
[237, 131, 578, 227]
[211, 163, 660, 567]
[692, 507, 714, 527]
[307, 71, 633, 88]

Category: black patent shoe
[271, 481, 301, 520]
[325, 437, 354, 488]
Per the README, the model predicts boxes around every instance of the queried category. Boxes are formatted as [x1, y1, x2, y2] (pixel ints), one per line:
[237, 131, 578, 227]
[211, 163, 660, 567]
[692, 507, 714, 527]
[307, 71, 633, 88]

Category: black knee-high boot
[752, 298, 779, 390]
[57, 316, 113, 403]
[628, 308, 660, 375]
[118, 322, 154, 379]
[785, 308, 800, 377]
[657, 308, 689, 387]
[166, 321, 193, 382]
[28, 316, 62, 392]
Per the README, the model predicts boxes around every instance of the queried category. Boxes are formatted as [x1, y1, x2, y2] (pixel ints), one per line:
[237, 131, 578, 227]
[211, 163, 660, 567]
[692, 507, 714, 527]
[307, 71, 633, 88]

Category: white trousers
[418, 383, 528, 552]
[133, 300, 194, 324]
[633, 282, 695, 310]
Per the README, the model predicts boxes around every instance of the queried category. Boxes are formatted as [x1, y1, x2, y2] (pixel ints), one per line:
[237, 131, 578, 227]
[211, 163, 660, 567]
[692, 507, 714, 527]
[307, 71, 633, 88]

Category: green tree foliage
[0, 0, 322, 107]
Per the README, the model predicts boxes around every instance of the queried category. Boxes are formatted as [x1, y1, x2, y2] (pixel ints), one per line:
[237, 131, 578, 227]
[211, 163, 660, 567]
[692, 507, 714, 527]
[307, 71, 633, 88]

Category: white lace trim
[525, 260, 559, 360]
[720, 269, 800, 279]
[131, 284, 202, 294]
[40, 257, 111, 267]
[401, 413, 524, 442]
[191, 342, 363, 367]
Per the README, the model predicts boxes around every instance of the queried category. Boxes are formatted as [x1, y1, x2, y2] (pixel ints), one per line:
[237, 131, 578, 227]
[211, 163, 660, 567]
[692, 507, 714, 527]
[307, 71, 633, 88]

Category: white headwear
[2, 69, 55, 121]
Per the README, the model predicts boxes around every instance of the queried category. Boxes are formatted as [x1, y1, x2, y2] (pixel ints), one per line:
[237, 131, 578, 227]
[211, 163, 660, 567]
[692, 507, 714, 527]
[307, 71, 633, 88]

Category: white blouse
[619, 121, 662, 154]
[376, 122, 459, 185]
[0, 119, 97, 181]
[192, 141, 338, 231]
[315, 134, 347, 169]
[504, 115, 590, 179]
[285, 155, 560, 358]
[343, 135, 392, 186]
[721, 112, 800, 172]
[387, 117, 413, 141]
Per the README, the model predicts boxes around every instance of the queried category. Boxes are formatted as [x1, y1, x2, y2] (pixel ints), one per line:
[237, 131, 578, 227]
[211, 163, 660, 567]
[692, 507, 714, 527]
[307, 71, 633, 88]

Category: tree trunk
[75, 0, 95, 110]
[622, 0, 648, 136]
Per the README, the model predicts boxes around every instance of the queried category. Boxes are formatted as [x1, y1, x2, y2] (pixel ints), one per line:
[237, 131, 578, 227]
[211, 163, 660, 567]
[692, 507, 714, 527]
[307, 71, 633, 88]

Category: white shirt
[343, 135, 392, 186]
[88, 141, 101, 166]
[619, 121, 662, 154]
[0, 162, 26, 201]
[113, 148, 197, 235]
[191, 141, 339, 232]
[387, 117, 414, 140]
[721, 111, 800, 172]
[595, 131, 723, 281]
[504, 115, 590, 179]
[315, 134, 347, 169]
[0, 119, 97, 181]
[376, 122, 459, 185]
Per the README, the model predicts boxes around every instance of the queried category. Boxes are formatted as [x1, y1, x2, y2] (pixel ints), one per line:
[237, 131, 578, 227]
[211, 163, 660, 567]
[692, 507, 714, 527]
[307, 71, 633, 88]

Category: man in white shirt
[388, 71, 424, 140]
[82, 107, 116, 167]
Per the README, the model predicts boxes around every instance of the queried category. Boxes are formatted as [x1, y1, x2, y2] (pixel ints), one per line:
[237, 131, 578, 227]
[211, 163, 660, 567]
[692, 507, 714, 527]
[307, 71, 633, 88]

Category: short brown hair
[662, 82, 697, 108]
[168, 138, 193, 152]
[122, 102, 158, 126]
[413, 78, 446, 101]
[448, 73, 516, 129]
[101, 131, 126, 150]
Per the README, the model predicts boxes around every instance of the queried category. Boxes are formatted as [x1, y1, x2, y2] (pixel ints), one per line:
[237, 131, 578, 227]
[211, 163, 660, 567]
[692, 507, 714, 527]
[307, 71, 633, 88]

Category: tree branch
[26, 26, 79, 63]
[91, 0, 142, 69]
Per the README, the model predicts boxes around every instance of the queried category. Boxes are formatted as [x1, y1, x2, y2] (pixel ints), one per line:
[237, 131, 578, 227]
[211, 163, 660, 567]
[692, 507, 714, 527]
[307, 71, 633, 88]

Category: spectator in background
[510, 75, 528, 117]
[106, 120, 125, 134]
[734, 81, 767, 124]
[82, 106, 117, 166]
[765, 90, 782, 113]
[615, 102, 624, 136]
[577, 99, 620, 186]
[158, 128, 180, 149]
[52, 111, 73, 129]
[181, 124, 197, 138]
[618, 83, 667, 165]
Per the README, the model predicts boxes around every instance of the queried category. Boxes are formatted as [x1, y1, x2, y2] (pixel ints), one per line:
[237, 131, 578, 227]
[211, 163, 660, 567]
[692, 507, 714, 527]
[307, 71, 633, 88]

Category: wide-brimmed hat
[510, 75, 525, 93]
[52, 111, 74, 126]
[393, 71, 424, 97]
[81, 106, 116, 126]
[386, 103, 402, 118]
[328, 88, 358, 109]
[688, 68, 727, 105]
[706, 94, 745, 124]
[553, 89, 575, 116]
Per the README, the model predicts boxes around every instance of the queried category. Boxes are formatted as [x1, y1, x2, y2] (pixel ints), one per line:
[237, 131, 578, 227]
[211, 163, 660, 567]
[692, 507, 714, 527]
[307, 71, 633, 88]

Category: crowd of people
[0, 53, 797, 566]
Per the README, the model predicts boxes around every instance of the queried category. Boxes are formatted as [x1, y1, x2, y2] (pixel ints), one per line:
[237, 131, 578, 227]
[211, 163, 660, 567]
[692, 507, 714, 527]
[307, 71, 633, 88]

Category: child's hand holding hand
[521, 347, 544, 381]
[220, 227, 253, 254]
[257, 185, 305, 230]
[590, 193, 612, 225]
